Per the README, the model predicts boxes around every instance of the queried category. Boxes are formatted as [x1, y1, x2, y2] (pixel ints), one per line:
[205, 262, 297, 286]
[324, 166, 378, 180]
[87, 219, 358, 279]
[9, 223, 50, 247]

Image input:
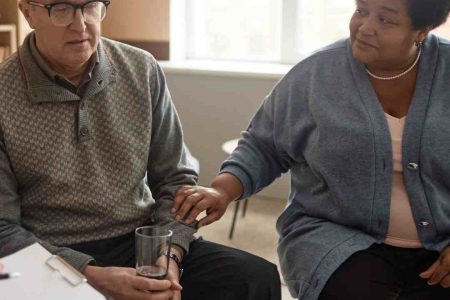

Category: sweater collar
[29, 32, 99, 87]
[347, 33, 439, 125]
[18, 33, 117, 103]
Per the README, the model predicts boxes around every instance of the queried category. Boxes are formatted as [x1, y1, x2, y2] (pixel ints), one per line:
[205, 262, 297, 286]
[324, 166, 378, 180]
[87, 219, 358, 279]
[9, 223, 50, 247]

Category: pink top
[384, 114, 422, 248]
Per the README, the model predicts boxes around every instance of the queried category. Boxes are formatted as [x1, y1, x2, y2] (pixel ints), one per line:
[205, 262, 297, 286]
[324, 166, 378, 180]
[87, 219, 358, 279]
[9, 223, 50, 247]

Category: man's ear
[18, 1, 36, 29]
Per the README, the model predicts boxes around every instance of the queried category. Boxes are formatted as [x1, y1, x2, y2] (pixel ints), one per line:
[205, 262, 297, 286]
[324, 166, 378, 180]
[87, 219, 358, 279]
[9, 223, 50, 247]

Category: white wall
[163, 69, 290, 199]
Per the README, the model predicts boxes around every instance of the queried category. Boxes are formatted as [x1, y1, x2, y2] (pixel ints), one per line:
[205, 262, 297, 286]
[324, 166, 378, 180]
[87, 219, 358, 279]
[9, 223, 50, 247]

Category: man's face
[21, 0, 101, 69]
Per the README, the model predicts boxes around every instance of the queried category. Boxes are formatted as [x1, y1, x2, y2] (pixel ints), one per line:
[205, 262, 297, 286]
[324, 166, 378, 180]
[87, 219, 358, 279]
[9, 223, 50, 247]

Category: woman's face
[349, 0, 428, 70]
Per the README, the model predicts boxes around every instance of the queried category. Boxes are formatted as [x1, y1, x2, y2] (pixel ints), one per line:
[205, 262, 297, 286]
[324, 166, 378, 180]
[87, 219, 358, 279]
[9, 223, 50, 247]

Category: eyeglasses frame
[27, 0, 111, 24]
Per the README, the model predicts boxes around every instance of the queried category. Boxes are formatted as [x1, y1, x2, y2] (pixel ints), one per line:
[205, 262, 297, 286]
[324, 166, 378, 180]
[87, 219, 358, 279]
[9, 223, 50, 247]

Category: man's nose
[70, 8, 87, 31]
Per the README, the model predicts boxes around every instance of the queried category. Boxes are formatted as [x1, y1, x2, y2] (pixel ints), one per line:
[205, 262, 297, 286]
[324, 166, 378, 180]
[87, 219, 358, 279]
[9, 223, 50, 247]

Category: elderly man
[0, 1, 281, 299]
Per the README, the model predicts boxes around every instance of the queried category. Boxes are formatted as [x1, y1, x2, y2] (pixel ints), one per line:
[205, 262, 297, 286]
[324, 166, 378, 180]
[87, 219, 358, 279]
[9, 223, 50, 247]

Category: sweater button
[418, 221, 429, 227]
[407, 163, 419, 170]
[80, 127, 89, 136]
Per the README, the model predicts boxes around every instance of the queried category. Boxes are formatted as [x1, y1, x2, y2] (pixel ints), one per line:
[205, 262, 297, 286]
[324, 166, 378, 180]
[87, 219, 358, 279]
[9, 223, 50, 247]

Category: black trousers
[319, 243, 450, 300]
[67, 232, 281, 300]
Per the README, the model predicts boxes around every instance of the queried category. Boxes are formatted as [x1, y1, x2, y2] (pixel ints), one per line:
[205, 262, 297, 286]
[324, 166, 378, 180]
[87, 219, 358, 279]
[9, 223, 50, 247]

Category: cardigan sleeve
[220, 84, 293, 199]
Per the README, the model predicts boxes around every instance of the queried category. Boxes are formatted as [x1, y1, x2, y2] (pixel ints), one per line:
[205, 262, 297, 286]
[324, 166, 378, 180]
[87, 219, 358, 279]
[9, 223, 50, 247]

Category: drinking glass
[135, 226, 173, 279]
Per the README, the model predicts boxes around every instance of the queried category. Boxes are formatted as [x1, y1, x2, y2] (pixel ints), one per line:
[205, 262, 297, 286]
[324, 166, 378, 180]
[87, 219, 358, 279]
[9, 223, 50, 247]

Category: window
[290, 0, 354, 60]
[185, 0, 281, 62]
[171, 0, 450, 65]
[171, 0, 355, 64]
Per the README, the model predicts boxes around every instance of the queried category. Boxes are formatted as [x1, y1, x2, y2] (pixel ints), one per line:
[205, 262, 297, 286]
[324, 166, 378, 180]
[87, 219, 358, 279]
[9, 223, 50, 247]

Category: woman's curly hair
[407, 0, 450, 29]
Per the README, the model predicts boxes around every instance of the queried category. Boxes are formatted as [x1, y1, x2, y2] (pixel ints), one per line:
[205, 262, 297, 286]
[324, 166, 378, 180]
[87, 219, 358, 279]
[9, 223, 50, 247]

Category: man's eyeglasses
[27, 0, 111, 27]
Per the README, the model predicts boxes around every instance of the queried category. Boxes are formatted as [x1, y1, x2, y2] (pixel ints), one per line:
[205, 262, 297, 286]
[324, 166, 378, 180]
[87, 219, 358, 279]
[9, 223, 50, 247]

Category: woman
[172, 0, 450, 299]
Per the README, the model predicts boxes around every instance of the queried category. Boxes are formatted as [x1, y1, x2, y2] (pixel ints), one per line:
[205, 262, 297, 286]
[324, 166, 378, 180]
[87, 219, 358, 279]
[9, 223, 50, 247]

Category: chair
[221, 139, 249, 239]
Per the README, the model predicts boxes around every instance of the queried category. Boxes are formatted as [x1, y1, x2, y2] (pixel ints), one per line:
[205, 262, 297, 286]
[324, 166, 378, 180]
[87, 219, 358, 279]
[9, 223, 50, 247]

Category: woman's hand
[83, 265, 175, 300]
[172, 185, 233, 228]
[172, 173, 244, 228]
[419, 246, 450, 288]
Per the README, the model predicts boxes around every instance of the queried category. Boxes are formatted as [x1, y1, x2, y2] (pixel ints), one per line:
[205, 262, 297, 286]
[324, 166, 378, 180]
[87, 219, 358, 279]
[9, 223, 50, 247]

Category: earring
[415, 40, 422, 47]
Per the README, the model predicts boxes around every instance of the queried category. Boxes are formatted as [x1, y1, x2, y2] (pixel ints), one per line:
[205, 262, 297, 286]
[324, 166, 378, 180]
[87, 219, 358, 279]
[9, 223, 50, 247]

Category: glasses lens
[84, 1, 107, 24]
[50, 3, 73, 26]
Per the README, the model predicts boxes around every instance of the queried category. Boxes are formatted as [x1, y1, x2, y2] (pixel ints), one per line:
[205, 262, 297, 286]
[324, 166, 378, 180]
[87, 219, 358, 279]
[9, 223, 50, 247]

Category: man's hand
[153, 248, 182, 300]
[172, 185, 233, 228]
[419, 246, 450, 288]
[83, 266, 175, 300]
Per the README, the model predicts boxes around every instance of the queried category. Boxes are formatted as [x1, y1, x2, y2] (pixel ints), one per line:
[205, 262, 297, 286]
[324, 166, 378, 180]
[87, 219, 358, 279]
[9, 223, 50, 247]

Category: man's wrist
[168, 251, 183, 279]
[83, 265, 101, 284]
[170, 246, 184, 261]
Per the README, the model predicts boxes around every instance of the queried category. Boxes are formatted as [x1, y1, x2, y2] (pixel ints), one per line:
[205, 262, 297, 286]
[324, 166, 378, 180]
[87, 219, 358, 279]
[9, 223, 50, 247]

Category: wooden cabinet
[101, 0, 170, 60]
[0, 0, 32, 60]
[0, 24, 16, 58]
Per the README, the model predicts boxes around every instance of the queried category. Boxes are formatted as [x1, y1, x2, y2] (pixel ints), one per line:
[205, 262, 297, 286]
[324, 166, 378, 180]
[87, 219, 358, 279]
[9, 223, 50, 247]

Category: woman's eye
[355, 8, 367, 16]
[380, 17, 394, 24]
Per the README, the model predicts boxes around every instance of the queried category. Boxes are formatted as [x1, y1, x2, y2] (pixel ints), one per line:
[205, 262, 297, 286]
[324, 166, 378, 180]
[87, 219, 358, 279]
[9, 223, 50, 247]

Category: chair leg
[242, 198, 249, 217]
[229, 201, 241, 239]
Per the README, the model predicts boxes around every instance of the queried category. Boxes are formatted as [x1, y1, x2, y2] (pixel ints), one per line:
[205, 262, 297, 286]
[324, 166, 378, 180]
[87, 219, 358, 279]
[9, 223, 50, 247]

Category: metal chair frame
[228, 198, 249, 239]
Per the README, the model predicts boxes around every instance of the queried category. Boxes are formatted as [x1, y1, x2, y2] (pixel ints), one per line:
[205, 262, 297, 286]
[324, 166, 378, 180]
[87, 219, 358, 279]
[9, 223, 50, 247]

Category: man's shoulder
[0, 52, 20, 78]
[0, 52, 22, 98]
[99, 38, 157, 67]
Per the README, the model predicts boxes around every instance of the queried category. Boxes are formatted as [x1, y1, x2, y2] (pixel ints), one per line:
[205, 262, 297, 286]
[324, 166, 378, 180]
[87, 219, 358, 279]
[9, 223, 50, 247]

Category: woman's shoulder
[280, 38, 350, 87]
[423, 34, 450, 65]
[310, 38, 349, 56]
[294, 38, 348, 69]
[435, 34, 450, 49]
[423, 33, 450, 55]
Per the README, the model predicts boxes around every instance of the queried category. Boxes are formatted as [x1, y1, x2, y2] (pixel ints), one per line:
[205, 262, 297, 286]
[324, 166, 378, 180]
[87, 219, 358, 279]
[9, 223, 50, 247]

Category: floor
[197, 196, 296, 300]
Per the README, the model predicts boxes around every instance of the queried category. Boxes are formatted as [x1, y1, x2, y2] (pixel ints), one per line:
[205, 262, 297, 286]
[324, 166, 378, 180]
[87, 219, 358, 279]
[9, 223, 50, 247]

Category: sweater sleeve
[0, 134, 94, 271]
[146, 62, 199, 255]
[220, 85, 292, 199]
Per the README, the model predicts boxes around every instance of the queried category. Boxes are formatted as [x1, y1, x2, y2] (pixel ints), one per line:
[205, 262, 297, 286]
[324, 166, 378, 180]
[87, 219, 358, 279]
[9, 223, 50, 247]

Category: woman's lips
[355, 38, 377, 49]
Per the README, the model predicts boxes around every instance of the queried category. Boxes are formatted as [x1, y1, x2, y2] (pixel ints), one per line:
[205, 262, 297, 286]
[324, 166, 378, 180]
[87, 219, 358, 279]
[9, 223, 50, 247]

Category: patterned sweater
[0, 34, 198, 271]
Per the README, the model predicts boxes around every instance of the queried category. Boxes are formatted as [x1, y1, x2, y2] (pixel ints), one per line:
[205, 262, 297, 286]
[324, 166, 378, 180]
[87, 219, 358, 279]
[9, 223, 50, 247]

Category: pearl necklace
[365, 45, 422, 81]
